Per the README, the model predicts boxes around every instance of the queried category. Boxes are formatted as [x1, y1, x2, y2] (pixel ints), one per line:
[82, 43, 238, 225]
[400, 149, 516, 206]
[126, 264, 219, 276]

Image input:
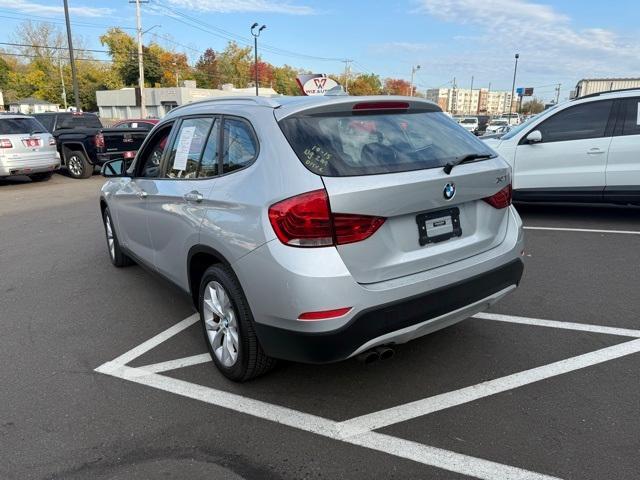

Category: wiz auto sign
[296, 74, 340, 96]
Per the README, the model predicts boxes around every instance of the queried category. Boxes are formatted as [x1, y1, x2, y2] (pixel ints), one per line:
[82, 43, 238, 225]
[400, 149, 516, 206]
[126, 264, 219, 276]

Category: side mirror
[101, 158, 128, 177]
[526, 130, 542, 144]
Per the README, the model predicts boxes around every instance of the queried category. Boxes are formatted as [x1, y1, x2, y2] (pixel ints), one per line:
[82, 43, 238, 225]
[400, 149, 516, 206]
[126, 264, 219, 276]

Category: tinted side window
[136, 125, 173, 178]
[165, 117, 214, 179]
[620, 98, 640, 136]
[36, 115, 55, 132]
[222, 118, 257, 174]
[537, 100, 613, 143]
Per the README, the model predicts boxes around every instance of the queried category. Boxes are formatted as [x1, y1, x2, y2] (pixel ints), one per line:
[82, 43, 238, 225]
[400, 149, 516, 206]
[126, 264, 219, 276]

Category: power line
[0, 51, 111, 62]
[0, 41, 110, 54]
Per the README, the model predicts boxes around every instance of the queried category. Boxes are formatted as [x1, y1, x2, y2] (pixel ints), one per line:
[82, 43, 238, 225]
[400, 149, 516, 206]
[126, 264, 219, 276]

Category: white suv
[483, 89, 640, 204]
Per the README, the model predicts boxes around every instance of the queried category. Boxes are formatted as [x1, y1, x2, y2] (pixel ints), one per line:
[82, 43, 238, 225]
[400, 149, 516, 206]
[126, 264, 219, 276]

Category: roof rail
[577, 87, 640, 100]
[170, 95, 281, 114]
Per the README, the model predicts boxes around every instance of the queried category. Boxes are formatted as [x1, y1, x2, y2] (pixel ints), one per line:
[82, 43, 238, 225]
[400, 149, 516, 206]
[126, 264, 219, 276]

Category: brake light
[483, 184, 512, 209]
[298, 307, 352, 321]
[268, 189, 386, 247]
[353, 101, 409, 112]
[0, 139, 13, 148]
[94, 133, 105, 148]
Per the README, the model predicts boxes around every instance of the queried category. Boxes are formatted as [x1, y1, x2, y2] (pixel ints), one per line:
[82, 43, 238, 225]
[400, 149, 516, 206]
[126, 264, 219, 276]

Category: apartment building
[426, 87, 517, 115]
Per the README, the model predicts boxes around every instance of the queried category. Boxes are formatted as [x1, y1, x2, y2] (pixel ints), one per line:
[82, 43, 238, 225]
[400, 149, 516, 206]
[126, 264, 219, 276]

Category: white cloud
[0, 0, 112, 17]
[407, 0, 640, 93]
[164, 0, 315, 15]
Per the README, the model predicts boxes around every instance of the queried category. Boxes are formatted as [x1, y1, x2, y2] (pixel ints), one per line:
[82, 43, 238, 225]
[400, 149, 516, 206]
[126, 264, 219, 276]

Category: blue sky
[1, 0, 639, 101]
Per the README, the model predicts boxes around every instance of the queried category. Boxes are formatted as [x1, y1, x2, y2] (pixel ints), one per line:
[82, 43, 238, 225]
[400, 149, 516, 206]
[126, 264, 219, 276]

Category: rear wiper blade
[443, 153, 494, 175]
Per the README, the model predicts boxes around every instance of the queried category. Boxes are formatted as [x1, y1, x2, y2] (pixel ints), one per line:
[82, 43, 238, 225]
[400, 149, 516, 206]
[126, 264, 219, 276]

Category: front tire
[102, 207, 133, 267]
[66, 150, 93, 179]
[199, 265, 276, 382]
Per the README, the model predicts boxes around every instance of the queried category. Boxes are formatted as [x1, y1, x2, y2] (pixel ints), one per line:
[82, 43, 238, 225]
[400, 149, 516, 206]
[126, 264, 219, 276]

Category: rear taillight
[268, 189, 386, 248]
[483, 184, 512, 209]
[0, 139, 13, 148]
[94, 133, 105, 148]
[49, 137, 56, 146]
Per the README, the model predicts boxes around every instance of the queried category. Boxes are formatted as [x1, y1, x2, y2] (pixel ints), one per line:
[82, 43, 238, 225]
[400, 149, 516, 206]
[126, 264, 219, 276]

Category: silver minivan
[0, 115, 60, 181]
[100, 96, 524, 381]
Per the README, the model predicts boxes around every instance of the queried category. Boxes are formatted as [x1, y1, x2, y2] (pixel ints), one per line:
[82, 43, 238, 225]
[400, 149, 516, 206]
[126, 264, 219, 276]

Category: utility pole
[510, 53, 520, 122]
[555, 83, 561, 104]
[342, 59, 352, 94]
[62, 0, 80, 110]
[172, 61, 179, 87]
[452, 76, 457, 115]
[410, 65, 421, 96]
[251, 23, 266, 96]
[58, 58, 67, 110]
[130, 0, 148, 118]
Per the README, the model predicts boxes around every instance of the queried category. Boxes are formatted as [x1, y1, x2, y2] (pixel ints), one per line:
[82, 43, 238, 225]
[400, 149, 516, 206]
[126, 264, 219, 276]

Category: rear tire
[66, 150, 93, 179]
[28, 172, 53, 182]
[199, 264, 276, 382]
[102, 207, 134, 267]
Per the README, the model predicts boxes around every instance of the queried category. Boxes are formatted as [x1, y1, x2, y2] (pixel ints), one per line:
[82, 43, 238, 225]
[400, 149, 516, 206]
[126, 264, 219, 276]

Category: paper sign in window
[173, 126, 196, 171]
[636, 102, 640, 126]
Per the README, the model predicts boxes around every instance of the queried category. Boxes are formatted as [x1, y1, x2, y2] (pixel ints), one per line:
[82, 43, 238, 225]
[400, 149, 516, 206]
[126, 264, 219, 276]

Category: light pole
[510, 53, 519, 119]
[410, 65, 421, 96]
[251, 23, 266, 96]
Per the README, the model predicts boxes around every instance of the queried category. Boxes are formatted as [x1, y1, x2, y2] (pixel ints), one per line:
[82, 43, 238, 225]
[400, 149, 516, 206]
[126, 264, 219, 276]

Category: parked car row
[0, 112, 156, 182]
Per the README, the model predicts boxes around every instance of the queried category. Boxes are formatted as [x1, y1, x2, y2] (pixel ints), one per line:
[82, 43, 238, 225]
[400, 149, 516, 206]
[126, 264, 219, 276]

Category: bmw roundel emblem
[443, 182, 456, 200]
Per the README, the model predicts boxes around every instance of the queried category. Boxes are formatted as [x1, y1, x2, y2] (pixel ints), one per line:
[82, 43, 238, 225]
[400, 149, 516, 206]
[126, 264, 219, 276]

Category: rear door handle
[184, 191, 204, 203]
[136, 190, 148, 199]
[587, 148, 605, 155]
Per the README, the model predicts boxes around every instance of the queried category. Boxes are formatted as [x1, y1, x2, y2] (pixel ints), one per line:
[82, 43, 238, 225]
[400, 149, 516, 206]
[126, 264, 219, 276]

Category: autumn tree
[384, 78, 411, 96]
[119, 45, 162, 86]
[271, 64, 302, 95]
[348, 73, 382, 96]
[216, 42, 252, 87]
[194, 48, 218, 88]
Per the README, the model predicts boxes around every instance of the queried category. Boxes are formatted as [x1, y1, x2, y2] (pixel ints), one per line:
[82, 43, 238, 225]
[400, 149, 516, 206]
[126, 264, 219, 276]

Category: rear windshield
[55, 114, 103, 130]
[0, 117, 47, 135]
[279, 111, 495, 176]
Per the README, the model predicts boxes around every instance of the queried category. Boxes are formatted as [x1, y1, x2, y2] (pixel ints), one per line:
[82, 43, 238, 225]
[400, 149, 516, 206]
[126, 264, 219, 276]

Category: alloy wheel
[104, 214, 115, 260]
[203, 281, 239, 367]
[68, 155, 83, 177]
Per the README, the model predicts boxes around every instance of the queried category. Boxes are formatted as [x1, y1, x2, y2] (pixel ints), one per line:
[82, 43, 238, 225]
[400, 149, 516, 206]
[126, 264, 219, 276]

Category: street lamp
[510, 53, 520, 120]
[251, 23, 266, 96]
[410, 65, 421, 96]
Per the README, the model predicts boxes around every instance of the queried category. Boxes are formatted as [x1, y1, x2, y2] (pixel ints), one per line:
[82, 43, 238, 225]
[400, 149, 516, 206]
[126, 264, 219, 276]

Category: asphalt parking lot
[2, 173, 640, 480]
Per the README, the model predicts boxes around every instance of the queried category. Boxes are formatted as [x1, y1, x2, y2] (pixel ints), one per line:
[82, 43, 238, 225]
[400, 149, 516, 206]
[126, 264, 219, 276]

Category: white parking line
[524, 226, 640, 235]
[95, 312, 640, 480]
[474, 312, 640, 338]
[99, 364, 561, 480]
[336, 338, 640, 436]
[138, 353, 211, 373]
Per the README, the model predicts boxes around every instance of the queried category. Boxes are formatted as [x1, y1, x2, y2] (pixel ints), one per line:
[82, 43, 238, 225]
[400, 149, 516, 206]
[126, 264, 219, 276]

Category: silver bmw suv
[100, 95, 524, 381]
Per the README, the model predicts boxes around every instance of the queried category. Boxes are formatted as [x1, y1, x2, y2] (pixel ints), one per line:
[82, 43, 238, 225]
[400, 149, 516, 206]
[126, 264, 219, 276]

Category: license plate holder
[416, 207, 462, 246]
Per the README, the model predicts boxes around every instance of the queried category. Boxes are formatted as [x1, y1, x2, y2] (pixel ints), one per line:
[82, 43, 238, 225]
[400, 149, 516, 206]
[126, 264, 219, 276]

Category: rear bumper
[0, 154, 60, 177]
[254, 259, 523, 363]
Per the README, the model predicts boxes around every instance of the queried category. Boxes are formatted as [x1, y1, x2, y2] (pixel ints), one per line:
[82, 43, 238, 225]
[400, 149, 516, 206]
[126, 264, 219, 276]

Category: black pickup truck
[34, 112, 149, 179]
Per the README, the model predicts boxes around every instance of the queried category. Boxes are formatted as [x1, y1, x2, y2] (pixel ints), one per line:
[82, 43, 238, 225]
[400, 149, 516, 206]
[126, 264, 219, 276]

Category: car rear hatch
[276, 98, 512, 284]
[0, 117, 56, 171]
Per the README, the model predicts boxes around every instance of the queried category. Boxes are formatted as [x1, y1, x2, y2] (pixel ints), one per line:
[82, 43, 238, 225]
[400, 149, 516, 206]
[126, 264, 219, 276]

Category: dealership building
[96, 81, 279, 119]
